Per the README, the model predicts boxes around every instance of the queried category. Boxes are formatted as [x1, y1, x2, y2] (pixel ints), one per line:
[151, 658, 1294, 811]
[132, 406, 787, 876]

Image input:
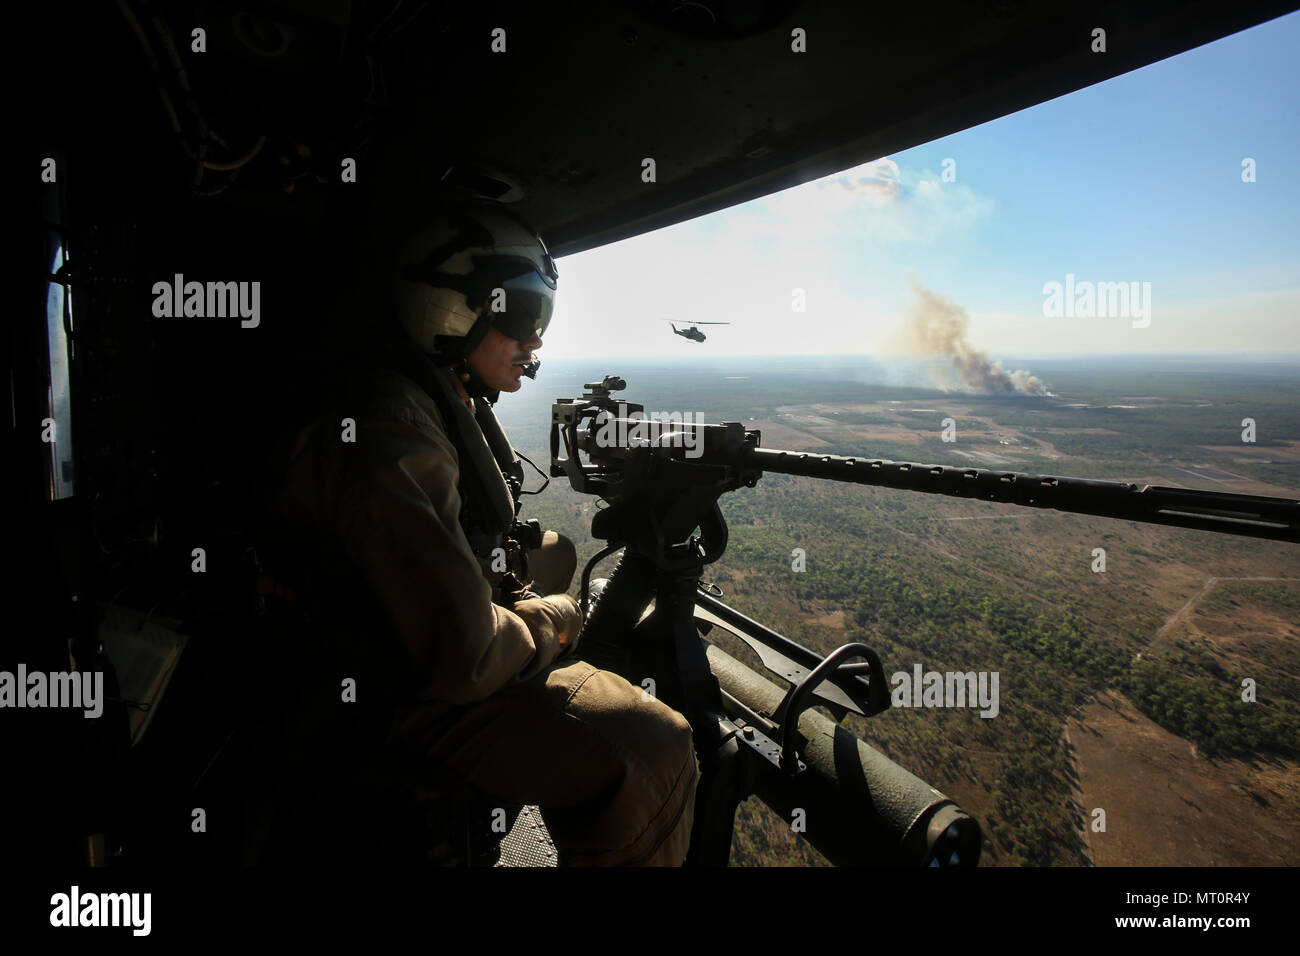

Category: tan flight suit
[268, 359, 698, 865]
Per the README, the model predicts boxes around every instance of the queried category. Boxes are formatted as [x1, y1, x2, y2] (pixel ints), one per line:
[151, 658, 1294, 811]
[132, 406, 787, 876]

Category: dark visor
[480, 256, 556, 341]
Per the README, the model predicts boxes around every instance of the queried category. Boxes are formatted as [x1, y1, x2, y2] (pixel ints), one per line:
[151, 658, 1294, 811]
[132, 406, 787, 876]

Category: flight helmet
[393, 201, 558, 361]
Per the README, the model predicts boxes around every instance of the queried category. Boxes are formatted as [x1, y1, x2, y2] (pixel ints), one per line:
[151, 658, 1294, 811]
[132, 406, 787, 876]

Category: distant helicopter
[667, 320, 731, 342]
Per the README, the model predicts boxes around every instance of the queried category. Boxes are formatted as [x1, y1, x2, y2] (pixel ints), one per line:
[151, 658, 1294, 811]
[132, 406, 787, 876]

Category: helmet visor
[488, 268, 556, 342]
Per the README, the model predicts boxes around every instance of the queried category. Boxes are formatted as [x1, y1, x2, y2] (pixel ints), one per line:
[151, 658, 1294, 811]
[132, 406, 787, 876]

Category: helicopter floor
[487, 804, 558, 867]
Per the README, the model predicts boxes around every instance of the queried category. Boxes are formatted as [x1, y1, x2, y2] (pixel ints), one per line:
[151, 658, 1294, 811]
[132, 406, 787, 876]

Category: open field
[1066, 690, 1299, 866]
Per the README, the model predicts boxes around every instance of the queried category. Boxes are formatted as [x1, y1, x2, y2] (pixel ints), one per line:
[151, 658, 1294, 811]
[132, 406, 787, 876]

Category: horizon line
[538, 352, 1300, 361]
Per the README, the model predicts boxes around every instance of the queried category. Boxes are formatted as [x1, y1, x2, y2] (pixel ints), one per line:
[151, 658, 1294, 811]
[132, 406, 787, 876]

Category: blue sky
[546, 10, 1300, 360]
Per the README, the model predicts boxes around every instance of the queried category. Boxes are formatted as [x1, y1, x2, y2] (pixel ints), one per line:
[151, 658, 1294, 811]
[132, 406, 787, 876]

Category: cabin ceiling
[38, 1, 1300, 256]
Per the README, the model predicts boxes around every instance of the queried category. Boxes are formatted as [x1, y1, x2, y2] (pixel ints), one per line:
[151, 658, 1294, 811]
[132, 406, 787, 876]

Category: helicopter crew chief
[266, 200, 699, 865]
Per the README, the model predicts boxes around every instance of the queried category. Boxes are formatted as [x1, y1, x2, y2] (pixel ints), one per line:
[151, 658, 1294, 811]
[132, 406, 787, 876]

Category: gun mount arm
[704, 641, 981, 867]
[694, 589, 888, 721]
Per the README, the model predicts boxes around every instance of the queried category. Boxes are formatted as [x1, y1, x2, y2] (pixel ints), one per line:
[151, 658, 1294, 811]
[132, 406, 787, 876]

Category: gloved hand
[500, 572, 538, 608]
[546, 593, 583, 658]
[511, 593, 583, 672]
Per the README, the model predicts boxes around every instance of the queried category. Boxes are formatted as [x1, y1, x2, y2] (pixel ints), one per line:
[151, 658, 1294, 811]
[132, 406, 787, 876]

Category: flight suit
[267, 354, 698, 865]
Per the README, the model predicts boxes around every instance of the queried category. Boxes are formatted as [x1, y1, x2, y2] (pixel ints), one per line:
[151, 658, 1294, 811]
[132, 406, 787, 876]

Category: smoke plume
[894, 280, 1051, 396]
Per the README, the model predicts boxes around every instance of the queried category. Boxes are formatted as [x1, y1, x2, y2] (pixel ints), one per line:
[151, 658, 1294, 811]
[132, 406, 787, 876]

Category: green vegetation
[1121, 659, 1297, 760]
[824, 411, 899, 425]
[1202, 581, 1300, 616]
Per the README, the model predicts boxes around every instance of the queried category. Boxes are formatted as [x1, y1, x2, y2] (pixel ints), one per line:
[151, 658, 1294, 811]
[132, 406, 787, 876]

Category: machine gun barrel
[745, 447, 1300, 543]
